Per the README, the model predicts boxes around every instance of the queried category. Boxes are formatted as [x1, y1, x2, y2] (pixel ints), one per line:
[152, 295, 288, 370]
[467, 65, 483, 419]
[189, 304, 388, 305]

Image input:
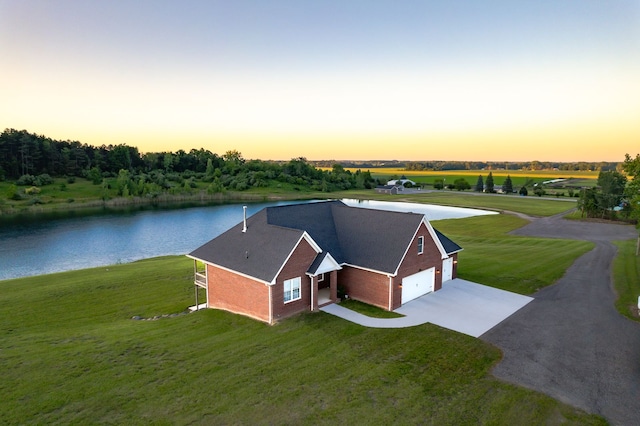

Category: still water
[0, 199, 496, 280]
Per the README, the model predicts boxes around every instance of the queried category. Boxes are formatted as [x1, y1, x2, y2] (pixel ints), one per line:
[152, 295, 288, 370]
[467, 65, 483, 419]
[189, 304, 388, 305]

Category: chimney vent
[242, 206, 247, 233]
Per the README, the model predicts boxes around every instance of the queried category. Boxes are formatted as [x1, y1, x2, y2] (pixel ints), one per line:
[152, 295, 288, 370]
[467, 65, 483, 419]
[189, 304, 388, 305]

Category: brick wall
[207, 264, 270, 323]
[271, 238, 318, 321]
[339, 266, 390, 310]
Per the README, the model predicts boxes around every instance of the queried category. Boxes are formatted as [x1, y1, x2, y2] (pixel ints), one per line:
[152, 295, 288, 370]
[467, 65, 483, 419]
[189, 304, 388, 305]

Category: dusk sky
[2, 0, 639, 162]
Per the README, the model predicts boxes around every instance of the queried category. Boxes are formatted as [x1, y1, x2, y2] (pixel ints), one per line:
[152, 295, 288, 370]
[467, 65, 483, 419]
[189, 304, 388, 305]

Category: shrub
[37, 174, 53, 185]
[337, 285, 347, 300]
[16, 175, 36, 186]
[88, 167, 102, 184]
[25, 186, 41, 195]
[66, 176, 76, 184]
[26, 197, 43, 205]
[7, 184, 22, 200]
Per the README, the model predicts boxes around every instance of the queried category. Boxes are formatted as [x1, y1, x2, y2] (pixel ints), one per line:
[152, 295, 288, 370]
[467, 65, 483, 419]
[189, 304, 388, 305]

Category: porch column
[330, 270, 338, 301]
[311, 275, 319, 311]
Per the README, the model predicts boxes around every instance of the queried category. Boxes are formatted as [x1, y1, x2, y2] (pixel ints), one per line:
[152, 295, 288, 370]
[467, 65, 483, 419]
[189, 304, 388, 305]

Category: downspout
[388, 276, 393, 311]
[310, 276, 314, 311]
[268, 284, 273, 324]
[204, 265, 209, 308]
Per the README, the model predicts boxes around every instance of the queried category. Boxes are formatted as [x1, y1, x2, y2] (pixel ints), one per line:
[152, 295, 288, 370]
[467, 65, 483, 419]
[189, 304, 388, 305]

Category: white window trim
[317, 273, 325, 282]
[417, 236, 424, 255]
[284, 277, 302, 303]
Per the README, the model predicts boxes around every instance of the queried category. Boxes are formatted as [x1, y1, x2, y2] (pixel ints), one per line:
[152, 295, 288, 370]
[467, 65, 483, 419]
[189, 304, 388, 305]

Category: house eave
[186, 254, 272, 286]
[269, 231, 323, 284]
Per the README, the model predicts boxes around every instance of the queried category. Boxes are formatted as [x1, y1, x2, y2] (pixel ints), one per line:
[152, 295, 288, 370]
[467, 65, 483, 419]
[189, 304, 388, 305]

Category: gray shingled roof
[189, 200, 462, 282]
[434, 229, 463, 255]
[188, 209, 306, 283]
[330, 203, 423, 273]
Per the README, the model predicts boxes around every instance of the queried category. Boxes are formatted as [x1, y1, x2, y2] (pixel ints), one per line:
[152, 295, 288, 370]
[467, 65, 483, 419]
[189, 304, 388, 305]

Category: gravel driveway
[481, 211, 639, 426]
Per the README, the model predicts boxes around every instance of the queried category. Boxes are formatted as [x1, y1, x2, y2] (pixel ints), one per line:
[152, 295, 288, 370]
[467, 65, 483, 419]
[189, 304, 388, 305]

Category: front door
[442, 257, 454, 282]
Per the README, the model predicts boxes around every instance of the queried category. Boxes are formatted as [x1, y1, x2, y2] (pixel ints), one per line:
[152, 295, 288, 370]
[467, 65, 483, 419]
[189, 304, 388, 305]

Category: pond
[0, 200, 496, 281]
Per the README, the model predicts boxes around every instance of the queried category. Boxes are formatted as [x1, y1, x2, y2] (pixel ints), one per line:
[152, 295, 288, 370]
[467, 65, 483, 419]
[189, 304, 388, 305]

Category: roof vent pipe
[242, 206, 247, 233]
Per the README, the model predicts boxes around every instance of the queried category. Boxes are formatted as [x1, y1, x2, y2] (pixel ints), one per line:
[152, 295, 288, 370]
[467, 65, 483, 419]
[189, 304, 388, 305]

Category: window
[317, 273, 325, 282]
[417, 236, 424, 254]
[284, 277, 301, 303]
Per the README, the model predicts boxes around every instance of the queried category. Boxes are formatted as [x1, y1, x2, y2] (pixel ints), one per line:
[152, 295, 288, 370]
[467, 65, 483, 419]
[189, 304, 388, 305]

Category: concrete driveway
[320, 278, 532, 337]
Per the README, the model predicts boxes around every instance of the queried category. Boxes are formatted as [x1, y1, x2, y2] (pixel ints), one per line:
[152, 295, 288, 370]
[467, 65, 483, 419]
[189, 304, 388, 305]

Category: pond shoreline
[0, 190, 319, 221]
[0, 199, 496, 281]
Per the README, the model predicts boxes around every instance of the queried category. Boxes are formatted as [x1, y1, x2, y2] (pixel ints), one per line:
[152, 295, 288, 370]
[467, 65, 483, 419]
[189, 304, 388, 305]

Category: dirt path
[481, 212, 639, 425]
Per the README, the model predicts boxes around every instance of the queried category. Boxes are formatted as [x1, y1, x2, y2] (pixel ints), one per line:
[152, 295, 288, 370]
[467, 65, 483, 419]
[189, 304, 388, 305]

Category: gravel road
[481, 212, 639, 426]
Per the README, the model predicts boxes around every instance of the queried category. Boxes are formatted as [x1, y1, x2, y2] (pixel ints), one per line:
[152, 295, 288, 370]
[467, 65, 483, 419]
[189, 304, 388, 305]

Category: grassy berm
[0, 216, 604, 425]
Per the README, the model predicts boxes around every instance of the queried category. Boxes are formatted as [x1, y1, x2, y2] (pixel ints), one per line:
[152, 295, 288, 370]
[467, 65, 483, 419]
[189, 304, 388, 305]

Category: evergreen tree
[485, 172, 495, 193]
[503, 175, 513, 194]
[475, 175, 484, 192]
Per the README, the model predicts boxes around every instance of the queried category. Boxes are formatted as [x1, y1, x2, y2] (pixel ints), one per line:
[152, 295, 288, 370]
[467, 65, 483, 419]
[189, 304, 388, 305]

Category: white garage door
[442, 257, 454, 282]
[401, 267, 435, 304]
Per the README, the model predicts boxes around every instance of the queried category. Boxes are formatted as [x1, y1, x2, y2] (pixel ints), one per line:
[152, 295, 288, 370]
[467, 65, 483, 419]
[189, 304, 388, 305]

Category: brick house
[187, 201, 462, 324]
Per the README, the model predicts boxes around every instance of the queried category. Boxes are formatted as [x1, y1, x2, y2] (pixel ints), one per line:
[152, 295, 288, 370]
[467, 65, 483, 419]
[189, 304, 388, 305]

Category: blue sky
[1, 0, 639, 161]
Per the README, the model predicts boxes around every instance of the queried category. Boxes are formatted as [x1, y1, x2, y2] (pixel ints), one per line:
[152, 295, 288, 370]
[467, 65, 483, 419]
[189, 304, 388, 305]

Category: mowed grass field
[613, 240, 640, 321]
[0, 211, 607, 424]
[328, 189, 577, 217]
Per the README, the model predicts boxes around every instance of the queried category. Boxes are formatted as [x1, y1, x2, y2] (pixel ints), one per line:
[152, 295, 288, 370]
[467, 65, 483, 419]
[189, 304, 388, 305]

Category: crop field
[344, 168, 599, 188]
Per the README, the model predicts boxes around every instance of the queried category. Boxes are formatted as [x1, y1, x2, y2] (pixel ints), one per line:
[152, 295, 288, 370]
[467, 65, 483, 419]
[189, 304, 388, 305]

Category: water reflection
[0, 199, 495, 280]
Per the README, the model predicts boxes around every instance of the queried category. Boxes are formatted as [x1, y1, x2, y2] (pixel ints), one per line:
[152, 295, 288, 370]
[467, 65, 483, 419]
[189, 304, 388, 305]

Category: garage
[401, 267, 435, 304]
[442, 257, 454, 282]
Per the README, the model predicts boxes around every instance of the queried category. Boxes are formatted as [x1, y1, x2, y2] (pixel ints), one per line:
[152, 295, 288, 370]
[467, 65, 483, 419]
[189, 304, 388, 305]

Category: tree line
[0, 129, 375, 194]
[578, 154, 640, 222]
[403, 160, 619, 172]
[312, 159, 619, 171]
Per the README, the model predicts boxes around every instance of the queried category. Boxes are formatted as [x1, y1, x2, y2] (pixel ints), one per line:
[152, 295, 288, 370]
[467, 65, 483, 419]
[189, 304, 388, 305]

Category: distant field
[340, 168, 598, 187]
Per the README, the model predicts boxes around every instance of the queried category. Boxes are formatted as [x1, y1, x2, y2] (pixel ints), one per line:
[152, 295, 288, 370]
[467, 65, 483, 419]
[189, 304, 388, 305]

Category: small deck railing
[195, 272, 207, 287]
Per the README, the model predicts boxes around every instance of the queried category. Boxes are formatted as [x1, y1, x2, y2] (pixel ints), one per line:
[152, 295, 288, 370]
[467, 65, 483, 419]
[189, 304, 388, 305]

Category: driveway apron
[481, 213, 640, 426]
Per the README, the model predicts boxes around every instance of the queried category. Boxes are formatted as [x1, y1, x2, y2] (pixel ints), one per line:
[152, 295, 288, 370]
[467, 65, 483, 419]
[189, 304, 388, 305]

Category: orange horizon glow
[2, 1, 638, 163]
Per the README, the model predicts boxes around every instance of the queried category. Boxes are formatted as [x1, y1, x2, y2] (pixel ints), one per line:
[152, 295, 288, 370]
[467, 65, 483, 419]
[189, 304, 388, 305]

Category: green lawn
[339, 298, 404, 318]
[0, 217, 606, 424]
[613, 239, 640, 321]
[325, 189, 576, 217]
[433, 215, 594, 294]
